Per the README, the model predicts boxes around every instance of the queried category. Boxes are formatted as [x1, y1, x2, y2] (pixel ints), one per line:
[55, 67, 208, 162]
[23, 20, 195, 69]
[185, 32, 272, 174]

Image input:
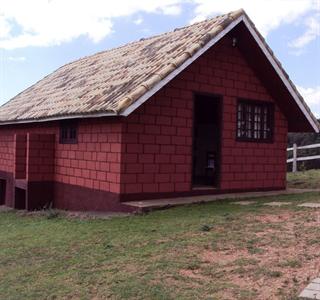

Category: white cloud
[161, 4, 182, 16]
[0, 0, 319, 49]
[0, 0, 183, 49]
[7, 56, 26, 62]
[190, 0, 318, 36]
[0, 16, 11, 38]
[289, 15, 320, 49]
[133, 17, 143, 25]
[298, 85, 320, 118]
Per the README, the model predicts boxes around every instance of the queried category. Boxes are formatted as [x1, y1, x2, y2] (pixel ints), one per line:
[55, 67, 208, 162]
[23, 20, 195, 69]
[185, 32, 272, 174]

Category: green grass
[1, 189, 320, 299]
[287, 169, 320, 189]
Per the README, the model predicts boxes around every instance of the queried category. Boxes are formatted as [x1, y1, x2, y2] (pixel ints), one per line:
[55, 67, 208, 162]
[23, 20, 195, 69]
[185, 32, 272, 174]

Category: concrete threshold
[123, 188, 320, 211]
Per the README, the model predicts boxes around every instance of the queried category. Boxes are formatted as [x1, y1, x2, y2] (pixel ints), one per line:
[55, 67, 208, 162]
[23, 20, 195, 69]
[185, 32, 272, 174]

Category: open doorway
[0, 179, 6, 205]
[15, 187, 26, 210]
[14, 134, 27, 179]
[192, 94, 221, 188]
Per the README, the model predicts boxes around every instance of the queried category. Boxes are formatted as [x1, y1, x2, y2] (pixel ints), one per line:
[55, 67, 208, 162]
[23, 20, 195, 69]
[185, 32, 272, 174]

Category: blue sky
[0, 0, 319, 117]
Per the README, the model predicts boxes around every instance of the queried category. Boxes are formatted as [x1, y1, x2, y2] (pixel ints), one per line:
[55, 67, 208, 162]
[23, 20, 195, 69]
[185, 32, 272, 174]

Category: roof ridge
[55, 9, 245, 71]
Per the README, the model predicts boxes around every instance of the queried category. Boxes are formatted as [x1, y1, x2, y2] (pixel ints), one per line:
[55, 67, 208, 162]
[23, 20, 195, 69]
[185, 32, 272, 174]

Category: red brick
[138, 154, 154, 163]
[143, 183, 158, 193]
[125, 183, 142, 193]
[156, 116, 171, 126]
[127, 144, 143, 153]
[138, 174, 154, 183]
[155, 154, 170, 164]
[156, 135, 171, 145]
[122, 153, 137, 163]
[121, 174, 137, 184]
[144, 144, 159, 154]
[160, 145, 175, 154]
[159, 183, 174, 192]
[143, 164, 160, 174]
[126, 163, 143, 174]
[160, 164, 175, 173]
[155, 173, 170, 183]
[145, 125, 161, 135]
[139, 134, 155, 144]
[97, 152, 107, 161]
[111, 143, 122, 153]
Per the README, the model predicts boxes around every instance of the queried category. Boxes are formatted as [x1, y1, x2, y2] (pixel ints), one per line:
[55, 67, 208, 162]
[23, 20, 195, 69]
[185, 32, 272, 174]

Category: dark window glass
[59, 121, 78, 144]
[237, 100, 273, 142]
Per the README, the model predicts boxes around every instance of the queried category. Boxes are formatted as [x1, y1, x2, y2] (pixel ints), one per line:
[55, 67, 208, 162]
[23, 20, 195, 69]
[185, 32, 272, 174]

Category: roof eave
[0, 110, 118, 126]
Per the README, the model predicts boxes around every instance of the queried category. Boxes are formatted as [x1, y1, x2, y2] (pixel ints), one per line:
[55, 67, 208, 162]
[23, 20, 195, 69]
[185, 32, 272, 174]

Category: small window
[59, 121, 78, 144]
[237, 100, 273, 142]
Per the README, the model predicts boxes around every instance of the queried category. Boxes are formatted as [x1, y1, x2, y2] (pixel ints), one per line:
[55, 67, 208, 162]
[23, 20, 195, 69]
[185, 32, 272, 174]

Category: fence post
[292, 143, 297, 173]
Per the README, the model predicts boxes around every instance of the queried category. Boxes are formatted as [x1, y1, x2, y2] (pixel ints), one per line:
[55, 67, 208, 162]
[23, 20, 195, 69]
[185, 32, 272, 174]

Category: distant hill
[287, 120, 320, 170]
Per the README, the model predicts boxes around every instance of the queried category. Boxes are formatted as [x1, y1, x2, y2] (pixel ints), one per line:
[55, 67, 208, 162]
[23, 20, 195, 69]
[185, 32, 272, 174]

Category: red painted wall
[0, 132, 13, 174]
[120, 35, 288, 195]
[0, 34, 288, 210]
[0, 119, 123, 194]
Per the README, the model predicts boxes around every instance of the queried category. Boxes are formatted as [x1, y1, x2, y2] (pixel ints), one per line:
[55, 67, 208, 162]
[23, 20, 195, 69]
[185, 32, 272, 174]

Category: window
[237, 100, 273, 142]
[59, 121, 78, 144]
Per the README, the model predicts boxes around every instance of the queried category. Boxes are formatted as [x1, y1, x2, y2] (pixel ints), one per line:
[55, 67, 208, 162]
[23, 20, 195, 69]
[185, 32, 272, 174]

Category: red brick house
[0, 9, 319, 212]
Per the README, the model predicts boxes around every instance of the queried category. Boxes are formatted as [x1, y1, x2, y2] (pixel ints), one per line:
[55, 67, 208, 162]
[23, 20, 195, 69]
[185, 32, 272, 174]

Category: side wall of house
[120, 35, 288, 199]
[0, 119, 133, 211]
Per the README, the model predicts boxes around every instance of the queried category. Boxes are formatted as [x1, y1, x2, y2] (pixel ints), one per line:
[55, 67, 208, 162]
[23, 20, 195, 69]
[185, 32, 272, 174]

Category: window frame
[59, 120, 78, 144]
[236, 99, 274, 143]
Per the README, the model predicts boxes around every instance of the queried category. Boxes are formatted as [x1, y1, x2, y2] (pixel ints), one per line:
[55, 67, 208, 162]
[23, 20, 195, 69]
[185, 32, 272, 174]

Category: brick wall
[54, 119, 123, 194]
[120, 35, 288, 195]
[0, 118, 123, 194]
[14, 134, 27, 179]
[0, 132, 14, 174]
[26, 133, 55, 182]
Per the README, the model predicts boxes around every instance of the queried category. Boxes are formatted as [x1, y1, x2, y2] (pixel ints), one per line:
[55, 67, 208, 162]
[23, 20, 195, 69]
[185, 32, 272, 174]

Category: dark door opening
[15, 188, 26, 210]
[14, 134, 27, 179]
[0, 179, 6, 205]
[192, 94, 221, 188]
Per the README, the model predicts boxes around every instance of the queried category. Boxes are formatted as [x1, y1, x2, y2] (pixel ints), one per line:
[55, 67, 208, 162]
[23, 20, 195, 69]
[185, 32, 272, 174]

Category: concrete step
[123, 188, 320, 212]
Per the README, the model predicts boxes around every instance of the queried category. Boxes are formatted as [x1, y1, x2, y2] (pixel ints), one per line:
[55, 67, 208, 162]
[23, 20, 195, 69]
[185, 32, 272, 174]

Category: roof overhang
[0, 110, 118, 126]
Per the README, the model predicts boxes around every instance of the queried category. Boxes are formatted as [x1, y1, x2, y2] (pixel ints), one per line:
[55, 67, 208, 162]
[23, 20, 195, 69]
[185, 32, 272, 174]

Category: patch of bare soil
[222, 246, 320, 299]
[179, 269, 207, 280]
[200, 249, 249, 265]
[181, 209, 320, 299]
[251, 211, 292, 224]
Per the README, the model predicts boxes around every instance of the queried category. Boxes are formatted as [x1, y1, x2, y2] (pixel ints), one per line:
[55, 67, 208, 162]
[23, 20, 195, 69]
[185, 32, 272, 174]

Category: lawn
[1, 171, 320, 299]
[287, 169, 320, 189]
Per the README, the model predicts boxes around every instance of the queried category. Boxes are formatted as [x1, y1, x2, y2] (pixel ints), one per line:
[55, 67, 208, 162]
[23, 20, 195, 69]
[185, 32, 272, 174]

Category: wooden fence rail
[287, 143, 320, 172]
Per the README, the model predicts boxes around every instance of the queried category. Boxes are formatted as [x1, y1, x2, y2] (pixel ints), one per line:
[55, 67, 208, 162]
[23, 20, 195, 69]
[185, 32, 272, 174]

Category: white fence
[287, 143, 320, 172]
